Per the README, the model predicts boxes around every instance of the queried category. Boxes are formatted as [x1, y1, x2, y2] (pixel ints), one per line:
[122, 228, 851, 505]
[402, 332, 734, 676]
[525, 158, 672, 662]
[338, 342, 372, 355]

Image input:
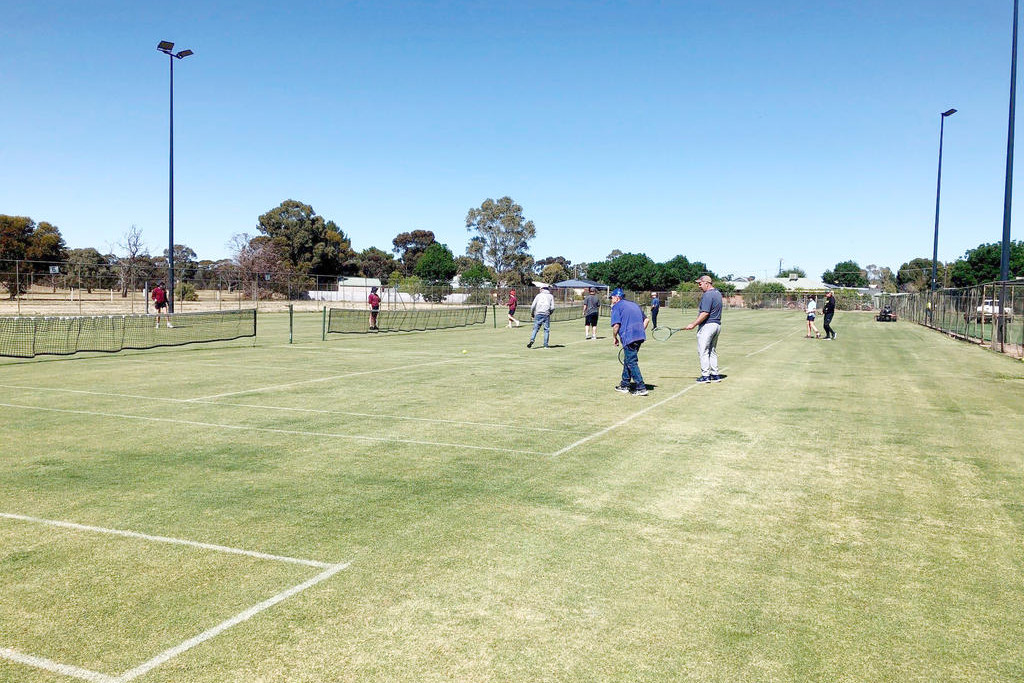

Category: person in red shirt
[151, 282, 172, 328]
[507, 289, 521, 328]
[368, 286, 381, 330]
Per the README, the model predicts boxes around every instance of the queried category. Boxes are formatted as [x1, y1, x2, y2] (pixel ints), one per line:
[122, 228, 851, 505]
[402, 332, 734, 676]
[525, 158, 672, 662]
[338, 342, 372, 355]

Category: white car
[975, 299, 1014, 323]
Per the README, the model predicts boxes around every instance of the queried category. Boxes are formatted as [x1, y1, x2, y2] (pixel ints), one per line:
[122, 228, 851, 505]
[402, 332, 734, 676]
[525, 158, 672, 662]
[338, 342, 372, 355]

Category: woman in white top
[805, 295, 821, 338]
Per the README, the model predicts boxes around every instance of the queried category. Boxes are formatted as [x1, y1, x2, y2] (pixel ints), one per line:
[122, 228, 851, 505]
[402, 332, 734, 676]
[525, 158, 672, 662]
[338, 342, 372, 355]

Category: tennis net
[0, 309, 257, 358]
[548, 304, 587, 322]
[327, 306, 488, 334]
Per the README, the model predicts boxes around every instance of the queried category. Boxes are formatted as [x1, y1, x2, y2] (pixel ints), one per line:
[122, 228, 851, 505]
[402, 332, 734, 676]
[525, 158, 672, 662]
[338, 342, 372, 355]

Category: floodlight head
[175, 49, 194, 59]
[942, 108, 957, 117]
[157, 40, 174, 52]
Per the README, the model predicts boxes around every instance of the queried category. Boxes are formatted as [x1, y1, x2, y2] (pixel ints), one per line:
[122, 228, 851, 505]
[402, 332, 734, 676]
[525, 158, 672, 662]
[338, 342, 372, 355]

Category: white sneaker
[167, 322, 173, 328]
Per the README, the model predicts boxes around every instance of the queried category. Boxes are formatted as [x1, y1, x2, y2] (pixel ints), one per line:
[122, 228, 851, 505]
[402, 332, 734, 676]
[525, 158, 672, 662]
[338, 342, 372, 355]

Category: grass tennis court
[2, 308, 1023, 682]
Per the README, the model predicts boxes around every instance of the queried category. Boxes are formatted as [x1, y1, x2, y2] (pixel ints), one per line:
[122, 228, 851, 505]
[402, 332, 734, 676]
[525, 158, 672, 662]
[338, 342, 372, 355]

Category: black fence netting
[327, 306, 489, 334]
[0, 309, 257, 358]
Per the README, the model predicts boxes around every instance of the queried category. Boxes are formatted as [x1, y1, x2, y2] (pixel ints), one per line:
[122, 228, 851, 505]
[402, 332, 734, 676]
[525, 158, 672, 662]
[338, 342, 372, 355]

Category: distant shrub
[175, 282, 199, 301]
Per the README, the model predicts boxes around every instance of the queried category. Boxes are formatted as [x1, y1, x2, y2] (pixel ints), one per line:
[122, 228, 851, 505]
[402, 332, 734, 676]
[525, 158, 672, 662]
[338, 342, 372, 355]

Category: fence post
[289, 303, 294, 344]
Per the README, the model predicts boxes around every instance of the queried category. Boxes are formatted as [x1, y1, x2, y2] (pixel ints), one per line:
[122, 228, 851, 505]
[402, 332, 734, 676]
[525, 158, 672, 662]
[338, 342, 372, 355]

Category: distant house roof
[553, 278, 609, 289]
[734, 277, 829, 291]
[337, 276, 382, 288]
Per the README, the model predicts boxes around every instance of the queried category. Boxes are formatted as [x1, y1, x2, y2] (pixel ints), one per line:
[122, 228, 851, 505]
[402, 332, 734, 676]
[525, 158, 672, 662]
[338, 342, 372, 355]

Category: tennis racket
[652, 325, 683, 341]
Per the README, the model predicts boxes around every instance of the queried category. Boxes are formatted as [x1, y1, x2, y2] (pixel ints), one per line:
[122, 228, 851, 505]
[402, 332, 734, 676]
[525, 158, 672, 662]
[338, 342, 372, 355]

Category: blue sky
[1, 0, 1020, 280]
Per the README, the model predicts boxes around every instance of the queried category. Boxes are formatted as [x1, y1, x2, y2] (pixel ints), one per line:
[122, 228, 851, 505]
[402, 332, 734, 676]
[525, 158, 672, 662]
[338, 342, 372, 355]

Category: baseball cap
[610, 287, 624, 298]
[695, 275, 713, 284]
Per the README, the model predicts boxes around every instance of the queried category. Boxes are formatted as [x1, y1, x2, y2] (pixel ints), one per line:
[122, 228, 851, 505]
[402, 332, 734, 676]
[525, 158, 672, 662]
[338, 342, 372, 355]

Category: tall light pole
[998, 0, 1019, 345]
[157, 40, 193, 313]
[931, 108, 957, 292]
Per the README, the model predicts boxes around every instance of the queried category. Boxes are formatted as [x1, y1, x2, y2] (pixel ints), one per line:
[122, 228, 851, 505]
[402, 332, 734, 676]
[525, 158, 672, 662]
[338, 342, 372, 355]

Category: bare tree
[229, 232, 293, 298]
[110, 225, 150, 297]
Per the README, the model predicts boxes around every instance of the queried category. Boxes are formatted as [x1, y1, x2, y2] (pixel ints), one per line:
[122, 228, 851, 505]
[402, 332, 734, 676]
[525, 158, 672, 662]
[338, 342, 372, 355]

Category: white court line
[0, 384, 583, 435]
[0, 403, 547, 455]
[551, 381, 704, 456]
[745, 331, 798, 357]
[0, 513, 348, 682]
[0, 513, 331, 568]
[118, 562, 349, 682]
[0, 648, 117, 683]
[554, 330, 797, 455]
[185, 357, 461, 401]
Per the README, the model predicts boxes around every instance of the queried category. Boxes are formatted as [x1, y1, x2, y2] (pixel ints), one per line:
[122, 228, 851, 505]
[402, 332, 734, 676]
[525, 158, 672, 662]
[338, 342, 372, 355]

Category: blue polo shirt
[699, 288, 723, 325]
[610, 299, 647, 345]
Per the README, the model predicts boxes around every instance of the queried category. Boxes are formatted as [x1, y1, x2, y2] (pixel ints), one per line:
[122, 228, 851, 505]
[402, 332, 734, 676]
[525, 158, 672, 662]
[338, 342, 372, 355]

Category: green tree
[662, 255, 711, 288]
[67, 248, 112, 293]
[534, 256, 572, 276]
[0, 215, 69, 297]
[744, 281, 788, 294]
[590, 253, 663, 291]
[822, 260, 867, 287]
[459, 261, 492, 288]
[948, 241, 1024, 287]
[414, 242, 458, 284]
[0, 215, 35, 297]
[896, 257, 934, 292]
[257, 199, 355, 276]
[465, 196, 536, 284]
[26, 221, 67, 266]
[540, 262, 571, 284]
[392, 230, 436, 274]
[739, 280, 788, 309]
[153, 244, 199, 284]
[194, 259, 221, 289]
[358, 247, 398, 280]
[776, 265, 806, 278]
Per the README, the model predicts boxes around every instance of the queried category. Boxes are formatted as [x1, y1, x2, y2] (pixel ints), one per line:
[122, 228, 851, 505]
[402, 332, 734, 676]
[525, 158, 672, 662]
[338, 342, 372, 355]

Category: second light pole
[931, 108, 957, 292]
[157, 40, 193, 313]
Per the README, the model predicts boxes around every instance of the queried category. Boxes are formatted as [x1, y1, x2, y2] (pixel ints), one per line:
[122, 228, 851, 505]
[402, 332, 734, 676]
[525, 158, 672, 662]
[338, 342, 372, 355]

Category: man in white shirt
[527, 284, 555, 348]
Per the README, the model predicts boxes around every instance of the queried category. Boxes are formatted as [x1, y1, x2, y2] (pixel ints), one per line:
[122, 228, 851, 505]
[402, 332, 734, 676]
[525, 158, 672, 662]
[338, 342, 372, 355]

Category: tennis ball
[461, 349, 468, 354]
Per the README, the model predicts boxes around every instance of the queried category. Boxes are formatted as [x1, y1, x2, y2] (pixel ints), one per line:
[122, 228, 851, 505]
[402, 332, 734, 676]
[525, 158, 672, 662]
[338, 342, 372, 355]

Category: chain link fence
[2, 258, 888, 320]
[881, 281, 1024, 358]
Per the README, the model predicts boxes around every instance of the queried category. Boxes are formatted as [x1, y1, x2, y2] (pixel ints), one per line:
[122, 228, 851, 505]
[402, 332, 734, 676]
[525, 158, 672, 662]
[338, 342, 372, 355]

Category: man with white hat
[527, 284, 555, 348]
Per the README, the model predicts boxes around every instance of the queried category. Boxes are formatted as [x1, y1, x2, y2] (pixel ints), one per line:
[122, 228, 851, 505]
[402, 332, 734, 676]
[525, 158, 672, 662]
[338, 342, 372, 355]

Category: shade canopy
[553, 279, 609, 289]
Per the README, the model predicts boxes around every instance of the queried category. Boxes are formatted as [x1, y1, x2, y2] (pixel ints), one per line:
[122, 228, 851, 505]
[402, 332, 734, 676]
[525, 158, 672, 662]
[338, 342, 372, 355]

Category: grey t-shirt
[699, 288, 723, 325]
[583, 294, 601, 316]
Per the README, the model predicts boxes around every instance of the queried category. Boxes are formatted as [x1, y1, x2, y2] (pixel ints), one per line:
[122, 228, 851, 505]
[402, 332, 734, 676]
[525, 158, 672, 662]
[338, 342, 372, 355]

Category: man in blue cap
[610, 288, 650, 395]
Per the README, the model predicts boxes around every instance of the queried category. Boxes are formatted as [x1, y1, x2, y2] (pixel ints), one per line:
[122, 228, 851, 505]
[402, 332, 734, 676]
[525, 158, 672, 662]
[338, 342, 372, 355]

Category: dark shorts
[155, 301, 167, 310]
[585, 313, 598, 326]
[508, 306, 517, 315]
[806, 313, 815, 321]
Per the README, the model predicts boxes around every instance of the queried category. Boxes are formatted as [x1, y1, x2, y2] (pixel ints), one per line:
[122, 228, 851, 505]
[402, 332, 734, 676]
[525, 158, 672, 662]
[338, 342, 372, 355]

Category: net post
[322, 306, 327, 341]
[288, 303, 294, 344]
[492, 304, 496, 328]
